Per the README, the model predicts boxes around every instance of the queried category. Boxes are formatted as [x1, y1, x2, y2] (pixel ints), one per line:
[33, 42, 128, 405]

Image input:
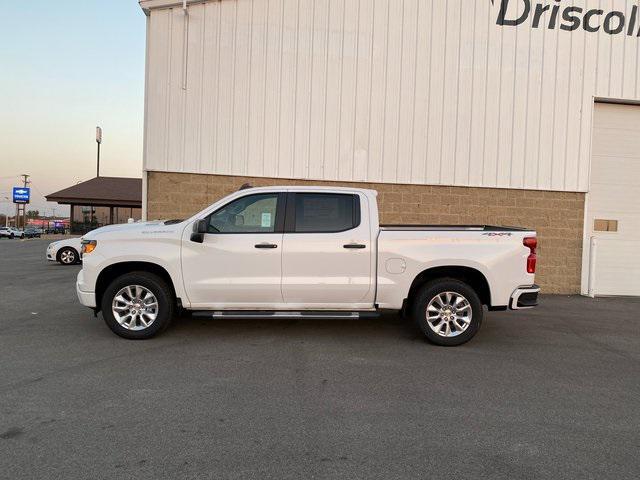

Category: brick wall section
[147, 171, 585, 294]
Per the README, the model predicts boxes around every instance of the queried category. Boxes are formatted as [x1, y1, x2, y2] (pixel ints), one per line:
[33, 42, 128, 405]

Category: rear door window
[292, 193, 359, 233]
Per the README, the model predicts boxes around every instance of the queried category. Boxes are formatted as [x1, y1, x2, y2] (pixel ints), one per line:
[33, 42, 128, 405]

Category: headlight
[81, 240, 97, 255]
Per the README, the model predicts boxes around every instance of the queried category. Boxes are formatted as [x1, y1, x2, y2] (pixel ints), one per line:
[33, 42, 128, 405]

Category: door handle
[343, 243, 366, 249]
[255, 243, 278, 249]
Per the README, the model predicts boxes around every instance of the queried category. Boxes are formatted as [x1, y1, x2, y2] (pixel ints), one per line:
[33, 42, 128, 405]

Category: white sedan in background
[47, 237, 83, 265]
[0, 227, 25, 239]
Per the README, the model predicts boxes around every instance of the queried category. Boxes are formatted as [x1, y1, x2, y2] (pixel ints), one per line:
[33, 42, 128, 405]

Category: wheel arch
[95, 261, 177, 313]
[404, 266, 492, 313]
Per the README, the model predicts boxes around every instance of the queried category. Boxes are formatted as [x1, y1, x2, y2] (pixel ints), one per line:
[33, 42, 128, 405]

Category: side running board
[191, 311, 380, 320]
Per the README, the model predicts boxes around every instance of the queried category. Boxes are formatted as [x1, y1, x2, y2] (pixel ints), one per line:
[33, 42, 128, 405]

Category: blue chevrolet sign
[13, 187, 30, 204]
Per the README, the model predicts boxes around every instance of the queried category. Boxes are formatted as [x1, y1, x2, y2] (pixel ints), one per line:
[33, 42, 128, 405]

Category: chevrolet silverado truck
[76, 186, 539, 346]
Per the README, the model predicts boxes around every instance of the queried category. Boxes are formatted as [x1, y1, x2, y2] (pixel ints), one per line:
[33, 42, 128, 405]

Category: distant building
[46, 176, 142, 234]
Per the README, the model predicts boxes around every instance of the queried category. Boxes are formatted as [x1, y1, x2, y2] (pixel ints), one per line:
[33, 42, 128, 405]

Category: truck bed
[379, 224, 532, 232]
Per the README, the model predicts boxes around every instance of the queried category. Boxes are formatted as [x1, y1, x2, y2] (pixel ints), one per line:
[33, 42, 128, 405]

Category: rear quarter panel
[376, 230, 536, 309]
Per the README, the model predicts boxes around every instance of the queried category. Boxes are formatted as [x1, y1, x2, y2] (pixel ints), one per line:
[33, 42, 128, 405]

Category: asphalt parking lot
[1, 238, 639, 479]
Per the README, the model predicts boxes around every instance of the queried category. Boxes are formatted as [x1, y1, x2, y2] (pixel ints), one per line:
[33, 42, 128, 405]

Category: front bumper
[46, 244, 56, 261]
[76, 270, 96, 308]
[510, 285, 540, 310]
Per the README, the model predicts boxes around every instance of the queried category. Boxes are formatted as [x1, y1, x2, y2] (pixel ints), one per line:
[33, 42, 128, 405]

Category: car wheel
[57, 247, 78, 265]
[101, 272, 175, 339]
[412, 278, 483, 347]
[10, 233, 14, 239]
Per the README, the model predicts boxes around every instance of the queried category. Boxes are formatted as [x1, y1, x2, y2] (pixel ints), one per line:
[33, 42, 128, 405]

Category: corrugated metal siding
[144, 0, 640, 192]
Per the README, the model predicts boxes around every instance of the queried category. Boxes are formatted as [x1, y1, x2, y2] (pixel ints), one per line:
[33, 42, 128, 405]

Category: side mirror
[190, 219, 208, 243]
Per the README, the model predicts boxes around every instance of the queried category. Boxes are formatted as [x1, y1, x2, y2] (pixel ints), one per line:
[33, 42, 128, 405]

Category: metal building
[139, 0, 640, 296]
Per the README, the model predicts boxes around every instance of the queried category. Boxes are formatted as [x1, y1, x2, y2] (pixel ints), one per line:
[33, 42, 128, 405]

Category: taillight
[523, 237, 537, 274]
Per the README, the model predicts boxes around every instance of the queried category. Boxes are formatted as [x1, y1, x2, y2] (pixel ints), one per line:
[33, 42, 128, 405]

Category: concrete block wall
[147, 171, 585, 294]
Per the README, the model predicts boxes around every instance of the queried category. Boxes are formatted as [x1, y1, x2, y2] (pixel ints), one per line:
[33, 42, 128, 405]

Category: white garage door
[586, 103, 640, 296]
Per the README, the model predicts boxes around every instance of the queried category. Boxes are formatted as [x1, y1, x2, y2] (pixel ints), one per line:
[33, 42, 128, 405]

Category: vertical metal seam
[261, 0, 271, 176]
[481, 1, 491, 187]
[494, 11, 504, 187]
[321, 0, 332, 179]
[394, 0, 405, 183]
[549, 23, 560, 189]
[409, 0, 421, 182]
[292, 0, 301, 178]
[198, 4, 206, 173]
[576, 18, 587, 190]
[535, 7, 547, 189]
[563, 23, 575, 191]
[214, 4, 222, 174]
[467, 0, 478, 186]
[521, 5, 533, 188]
[307, 0, 317, 179]
[165, 10, 173, 172]
[452, 0, 464, 185]
[507, 0, 520, 187]
[229, 0, 238, 175]
[438, 0, 449, 184]
[336, 0, 346, 180]
[380, 0, 390, 182]
[180, 9, 189, 172]
[246, 0, 255, 176]
[351, 0, 361, 182]
[365, 0, 376, 182]
[276, 0, 285, 177]
[424, 0, 434, 184]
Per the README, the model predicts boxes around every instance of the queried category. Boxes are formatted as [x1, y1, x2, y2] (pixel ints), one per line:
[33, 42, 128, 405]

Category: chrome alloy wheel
[426, 292, 473, 338]
[60, 249, 76, 264]
[111, 285, 159, 331]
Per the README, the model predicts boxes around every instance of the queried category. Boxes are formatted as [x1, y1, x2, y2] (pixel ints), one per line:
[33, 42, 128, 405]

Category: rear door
[281, 192, 374, 308]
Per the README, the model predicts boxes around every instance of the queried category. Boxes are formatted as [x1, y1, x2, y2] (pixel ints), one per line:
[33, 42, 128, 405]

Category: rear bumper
[510, 285, 540, 310]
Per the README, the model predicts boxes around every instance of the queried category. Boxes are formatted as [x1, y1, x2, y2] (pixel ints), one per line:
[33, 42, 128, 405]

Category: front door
[281, 192, 373, 308]
[182, 192, 285, 308]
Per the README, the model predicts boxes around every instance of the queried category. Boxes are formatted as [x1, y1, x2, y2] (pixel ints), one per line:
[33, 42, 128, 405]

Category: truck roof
[237, 185, 378, 196]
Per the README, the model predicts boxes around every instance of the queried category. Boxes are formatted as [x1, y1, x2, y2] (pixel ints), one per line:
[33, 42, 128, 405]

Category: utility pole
[96, 126, 102, 177]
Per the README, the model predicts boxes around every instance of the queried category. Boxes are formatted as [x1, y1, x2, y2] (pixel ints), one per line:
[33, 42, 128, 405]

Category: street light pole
[96, 126, 102, 177]
[2, 197, 9, 227]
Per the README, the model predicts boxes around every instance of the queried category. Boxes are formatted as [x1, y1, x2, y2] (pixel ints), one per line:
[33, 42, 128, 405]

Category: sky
[0, 0, 146, 217]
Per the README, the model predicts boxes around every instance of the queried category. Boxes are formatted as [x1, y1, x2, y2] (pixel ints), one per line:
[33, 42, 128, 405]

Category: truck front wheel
[101, 272, 175, 339]
[412, 278, 483, 346]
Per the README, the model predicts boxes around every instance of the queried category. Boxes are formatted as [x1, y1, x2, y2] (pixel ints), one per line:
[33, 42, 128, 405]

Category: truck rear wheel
[411, 278, 483, 346]
[101, 272, 175, 339]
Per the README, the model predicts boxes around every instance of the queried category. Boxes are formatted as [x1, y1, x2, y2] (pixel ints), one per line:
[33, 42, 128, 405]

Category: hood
[82, 220, 183, 239]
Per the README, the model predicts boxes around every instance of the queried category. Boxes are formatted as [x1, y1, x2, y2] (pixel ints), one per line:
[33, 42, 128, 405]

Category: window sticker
[261, 212, 272, 228]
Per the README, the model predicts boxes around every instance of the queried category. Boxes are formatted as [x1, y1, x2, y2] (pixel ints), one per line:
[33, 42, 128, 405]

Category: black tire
[57, 247, 79, 265]
[411, 278, 483, 347]
[101, 271, 175, 340]
[9, 234, 14, 239]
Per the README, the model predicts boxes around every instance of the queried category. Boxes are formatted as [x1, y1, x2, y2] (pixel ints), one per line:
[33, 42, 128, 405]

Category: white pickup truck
[76, 186, 539, 346]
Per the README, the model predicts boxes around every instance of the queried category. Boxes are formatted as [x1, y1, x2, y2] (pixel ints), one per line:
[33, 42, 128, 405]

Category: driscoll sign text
[493, 0, 640, 36]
